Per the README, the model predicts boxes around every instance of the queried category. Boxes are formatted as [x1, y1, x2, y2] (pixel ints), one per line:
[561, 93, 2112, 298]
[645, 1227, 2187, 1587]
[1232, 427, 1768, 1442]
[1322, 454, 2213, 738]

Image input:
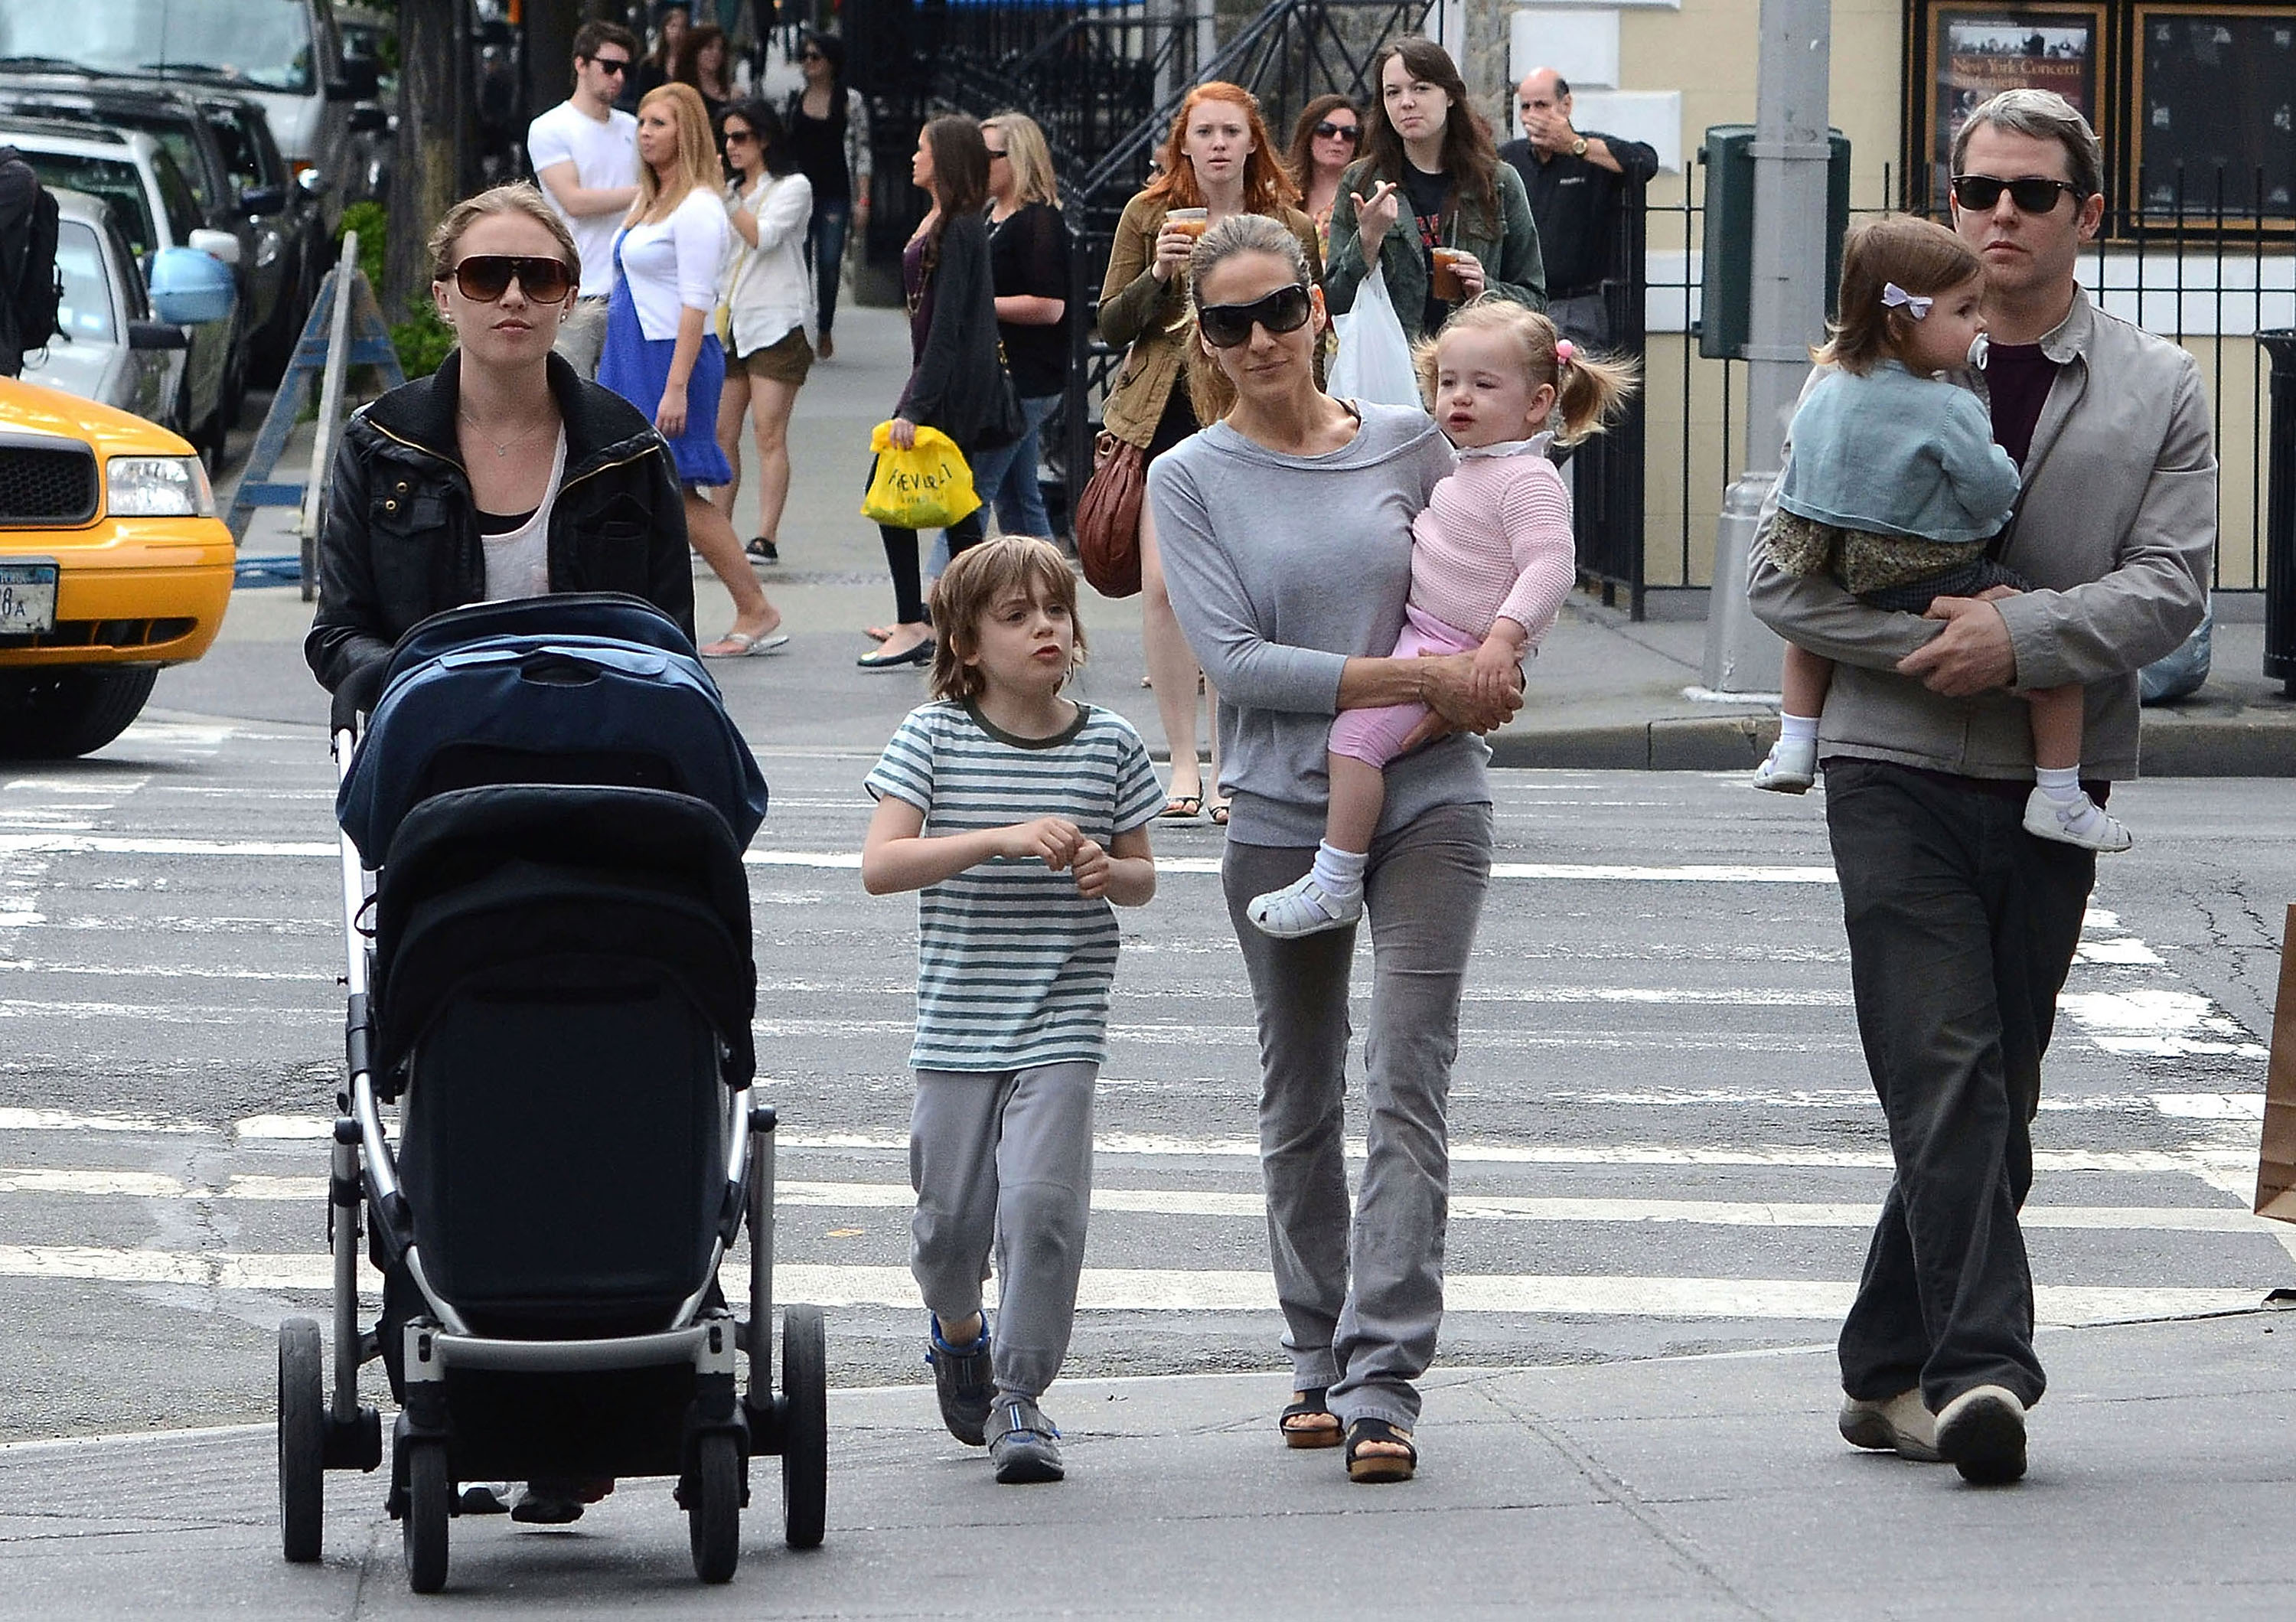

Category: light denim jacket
[1775, 361, 2020, 544]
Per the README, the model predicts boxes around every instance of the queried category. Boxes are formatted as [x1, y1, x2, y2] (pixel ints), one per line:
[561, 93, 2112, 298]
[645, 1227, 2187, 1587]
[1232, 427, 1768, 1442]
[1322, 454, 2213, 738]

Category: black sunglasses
[723, 128, 757, 145]
[451, 254, 575, 303]
[1951, 173, 2082, 214]
[588, 55, 631, 77]
[797, 48, 823, 61]
[1197, 284, 1314, 348]
[1314, 119, 1359, 143]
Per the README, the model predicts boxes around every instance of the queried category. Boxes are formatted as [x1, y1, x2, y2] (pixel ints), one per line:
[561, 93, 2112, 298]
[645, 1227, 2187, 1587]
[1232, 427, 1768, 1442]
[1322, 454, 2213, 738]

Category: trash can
[2265, 330, 2296, 697]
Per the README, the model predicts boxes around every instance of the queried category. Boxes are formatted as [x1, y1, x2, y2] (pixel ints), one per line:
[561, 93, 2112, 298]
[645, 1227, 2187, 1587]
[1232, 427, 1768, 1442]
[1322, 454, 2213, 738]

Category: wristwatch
[1570, 135, 1589, 158]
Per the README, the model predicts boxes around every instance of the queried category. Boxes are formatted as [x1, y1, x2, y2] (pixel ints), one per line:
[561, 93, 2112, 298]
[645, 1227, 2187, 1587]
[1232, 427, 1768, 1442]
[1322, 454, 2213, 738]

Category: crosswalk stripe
[0, 833, 1847, 886]
[3, 1169, 2278, 1237]
[0, 1245, 2258, 1327]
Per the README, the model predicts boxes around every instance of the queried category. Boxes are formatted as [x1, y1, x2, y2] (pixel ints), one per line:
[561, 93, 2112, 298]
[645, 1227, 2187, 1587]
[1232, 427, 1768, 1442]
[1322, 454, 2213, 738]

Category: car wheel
[0, 668, 160, 760]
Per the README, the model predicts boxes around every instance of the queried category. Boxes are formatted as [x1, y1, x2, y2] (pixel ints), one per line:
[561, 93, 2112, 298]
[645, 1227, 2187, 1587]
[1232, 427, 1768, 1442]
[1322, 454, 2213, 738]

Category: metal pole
[1699, 0, 1831, 694]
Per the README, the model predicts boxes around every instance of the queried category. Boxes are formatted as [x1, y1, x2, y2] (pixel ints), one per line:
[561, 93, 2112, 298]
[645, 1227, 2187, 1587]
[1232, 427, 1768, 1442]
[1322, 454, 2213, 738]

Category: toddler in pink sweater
[1248, 301, 1639, 937]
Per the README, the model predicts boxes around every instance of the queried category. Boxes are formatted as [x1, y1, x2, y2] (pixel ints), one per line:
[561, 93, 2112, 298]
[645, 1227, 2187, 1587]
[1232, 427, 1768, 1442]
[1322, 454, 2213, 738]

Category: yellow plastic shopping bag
[859, 423, 982, 530]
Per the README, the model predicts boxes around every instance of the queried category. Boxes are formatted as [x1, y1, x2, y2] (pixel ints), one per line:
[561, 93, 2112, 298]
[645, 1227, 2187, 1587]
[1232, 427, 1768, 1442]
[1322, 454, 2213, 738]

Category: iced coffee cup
[1166, 207, 1209, 240]
[1430, 246, 1468, 302]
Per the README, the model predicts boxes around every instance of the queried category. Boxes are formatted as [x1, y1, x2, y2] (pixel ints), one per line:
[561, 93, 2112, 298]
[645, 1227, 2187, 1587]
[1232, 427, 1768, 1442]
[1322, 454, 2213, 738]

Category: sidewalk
[2, 1313, 2291, 1615]
[212, 304, 2296, 774]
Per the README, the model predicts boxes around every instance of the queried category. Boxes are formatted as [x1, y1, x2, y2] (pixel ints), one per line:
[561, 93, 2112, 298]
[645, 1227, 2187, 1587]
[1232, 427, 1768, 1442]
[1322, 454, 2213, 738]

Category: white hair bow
[1880, 282, 1932, 318]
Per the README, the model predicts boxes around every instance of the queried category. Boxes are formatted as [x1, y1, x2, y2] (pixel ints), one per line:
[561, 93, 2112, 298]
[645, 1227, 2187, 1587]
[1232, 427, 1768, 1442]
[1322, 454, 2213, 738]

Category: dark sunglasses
[1313, 119, 1359, 143]
[723, 128, 757, 145]
[1951, 173, 2082, 214]
[588, 55, 631, 76]
[1197, 283, 1314, 348]
[984, 146, 1009, 162]
[451, 255, 575, 303]
[797, 48, 824, 61]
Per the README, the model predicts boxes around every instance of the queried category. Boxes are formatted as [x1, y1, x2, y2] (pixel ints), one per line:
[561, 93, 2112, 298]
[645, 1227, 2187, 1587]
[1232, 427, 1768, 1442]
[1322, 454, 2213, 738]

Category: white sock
[2035, 765, 2082, 804]
[1309, 840, 1368, 900]
[1778, 713, 1820, 745]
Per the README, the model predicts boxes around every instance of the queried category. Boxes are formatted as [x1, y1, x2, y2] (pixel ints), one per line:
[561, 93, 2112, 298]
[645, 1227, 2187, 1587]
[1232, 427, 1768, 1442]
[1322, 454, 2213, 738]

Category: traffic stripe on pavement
[3, 1168, 2281, 1236]
[0, 1245, 2260, 1327]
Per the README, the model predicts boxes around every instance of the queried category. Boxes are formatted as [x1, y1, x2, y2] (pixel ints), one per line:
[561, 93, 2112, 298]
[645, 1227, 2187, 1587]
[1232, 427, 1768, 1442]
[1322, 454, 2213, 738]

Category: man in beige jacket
[1749, 90, 2213, 1486]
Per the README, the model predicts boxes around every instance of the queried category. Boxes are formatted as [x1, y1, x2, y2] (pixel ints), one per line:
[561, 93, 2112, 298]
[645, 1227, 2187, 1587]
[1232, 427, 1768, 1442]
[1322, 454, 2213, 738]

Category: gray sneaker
[1838, 1388, 1941, 1462]
[1935, 1384, 2027, 1484]
[926, 1316, 993, 1447]
[987, 1395, 1065, 1484]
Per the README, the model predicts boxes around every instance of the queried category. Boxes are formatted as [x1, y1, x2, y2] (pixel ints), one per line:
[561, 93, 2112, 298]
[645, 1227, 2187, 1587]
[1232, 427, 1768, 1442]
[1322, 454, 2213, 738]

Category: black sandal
[1278, 1389, 1342, 1450]
[1344, 1418, 1417, 1483]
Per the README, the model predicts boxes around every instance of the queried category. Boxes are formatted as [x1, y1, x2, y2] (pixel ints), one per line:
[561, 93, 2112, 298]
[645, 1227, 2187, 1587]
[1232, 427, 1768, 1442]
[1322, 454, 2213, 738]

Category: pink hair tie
[1554, 338, 1576, 367]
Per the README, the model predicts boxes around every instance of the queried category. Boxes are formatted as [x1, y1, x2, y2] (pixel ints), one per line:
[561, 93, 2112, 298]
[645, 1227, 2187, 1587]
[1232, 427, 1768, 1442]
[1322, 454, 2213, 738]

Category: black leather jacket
[305, 349, 696, 712]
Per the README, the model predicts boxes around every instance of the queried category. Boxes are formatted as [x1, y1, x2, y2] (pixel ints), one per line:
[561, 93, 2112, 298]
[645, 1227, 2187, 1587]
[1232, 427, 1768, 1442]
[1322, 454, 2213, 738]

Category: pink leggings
[1328, 605, 1481, 767]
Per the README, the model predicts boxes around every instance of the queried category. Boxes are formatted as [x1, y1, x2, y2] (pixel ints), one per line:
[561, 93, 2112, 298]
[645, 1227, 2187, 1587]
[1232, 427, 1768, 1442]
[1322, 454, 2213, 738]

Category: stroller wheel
[402, 1439, 451, 1594]
[687, 1431, 742, 1584]
[277, 1317, 325, 1562]
[781, 1304, 827, 1549]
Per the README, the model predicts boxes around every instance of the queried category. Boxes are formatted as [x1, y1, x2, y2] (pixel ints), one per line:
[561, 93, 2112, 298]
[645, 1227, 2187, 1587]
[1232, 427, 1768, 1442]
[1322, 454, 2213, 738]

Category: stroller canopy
[338, 596, 768, 866]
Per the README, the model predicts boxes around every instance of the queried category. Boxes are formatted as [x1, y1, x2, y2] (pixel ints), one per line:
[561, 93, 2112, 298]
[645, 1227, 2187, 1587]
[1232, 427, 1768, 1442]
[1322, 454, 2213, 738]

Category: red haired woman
[1097, 82, 1322, 824]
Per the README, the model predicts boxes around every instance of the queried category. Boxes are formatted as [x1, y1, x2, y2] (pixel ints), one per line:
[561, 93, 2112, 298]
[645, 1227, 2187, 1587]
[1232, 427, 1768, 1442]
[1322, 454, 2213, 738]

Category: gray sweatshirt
[1146, 402, 1491, 847]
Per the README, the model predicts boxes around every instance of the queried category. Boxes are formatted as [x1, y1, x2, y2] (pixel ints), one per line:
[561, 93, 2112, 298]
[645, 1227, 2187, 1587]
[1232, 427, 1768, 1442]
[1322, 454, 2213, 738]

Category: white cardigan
[614, 188, 730, 341]
[718, 171, 814, 354]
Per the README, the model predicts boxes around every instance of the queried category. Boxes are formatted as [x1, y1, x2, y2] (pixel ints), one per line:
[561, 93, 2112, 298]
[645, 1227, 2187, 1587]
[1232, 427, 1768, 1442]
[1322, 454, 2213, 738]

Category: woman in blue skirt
[600, 80, 785, 658]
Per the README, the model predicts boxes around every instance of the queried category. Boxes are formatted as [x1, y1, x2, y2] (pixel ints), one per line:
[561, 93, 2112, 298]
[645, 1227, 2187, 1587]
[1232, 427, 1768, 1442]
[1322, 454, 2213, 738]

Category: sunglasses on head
[1314, 119, 1359, 142]
[1196, 283, 1314, 348]
[450, 254, 575, 303]
[589, 55, 630, 76]
[1951, 173, 2082, 214]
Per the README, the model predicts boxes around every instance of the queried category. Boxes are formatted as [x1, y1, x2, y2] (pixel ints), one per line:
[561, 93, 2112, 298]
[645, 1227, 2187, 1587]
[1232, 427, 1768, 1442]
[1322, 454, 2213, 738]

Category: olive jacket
[305, 349, 695, 715]
[1096, 192, 1325, 449]
[1322, 156, 1547, 342]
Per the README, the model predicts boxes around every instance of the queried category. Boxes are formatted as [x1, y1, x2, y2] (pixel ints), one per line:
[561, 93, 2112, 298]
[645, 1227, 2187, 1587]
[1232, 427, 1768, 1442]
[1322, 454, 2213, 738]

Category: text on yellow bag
[859, 423, 981, 530]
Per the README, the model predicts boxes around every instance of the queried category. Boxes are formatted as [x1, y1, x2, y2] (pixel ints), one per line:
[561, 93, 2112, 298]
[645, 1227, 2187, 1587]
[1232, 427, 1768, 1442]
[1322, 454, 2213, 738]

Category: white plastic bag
[1328, 264, 1423, 409]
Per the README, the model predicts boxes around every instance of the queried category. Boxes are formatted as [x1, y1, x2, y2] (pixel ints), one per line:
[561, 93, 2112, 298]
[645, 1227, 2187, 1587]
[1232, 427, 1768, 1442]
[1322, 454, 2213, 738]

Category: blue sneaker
[926, 1316, 993, 1446]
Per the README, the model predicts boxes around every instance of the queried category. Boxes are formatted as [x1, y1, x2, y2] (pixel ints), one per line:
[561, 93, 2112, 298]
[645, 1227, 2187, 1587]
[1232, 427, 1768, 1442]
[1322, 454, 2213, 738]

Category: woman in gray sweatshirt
[1146, 214, 1519, 1483]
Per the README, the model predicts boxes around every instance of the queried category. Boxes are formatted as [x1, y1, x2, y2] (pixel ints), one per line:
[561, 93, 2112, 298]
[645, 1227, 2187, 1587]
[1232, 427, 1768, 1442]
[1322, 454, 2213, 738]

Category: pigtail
[1553, 346, 1639, 445]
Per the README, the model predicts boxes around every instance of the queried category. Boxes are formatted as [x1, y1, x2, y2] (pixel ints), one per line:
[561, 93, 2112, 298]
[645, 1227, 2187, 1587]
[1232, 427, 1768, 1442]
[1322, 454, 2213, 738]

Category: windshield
[0, 0, 316, 93]
[21, 153, 156, 257]
[54, 221, 117, 344]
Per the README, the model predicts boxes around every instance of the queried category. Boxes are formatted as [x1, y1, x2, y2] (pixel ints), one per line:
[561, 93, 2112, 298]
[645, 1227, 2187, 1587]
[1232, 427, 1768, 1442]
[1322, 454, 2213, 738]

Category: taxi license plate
[0, 561, 59, 635]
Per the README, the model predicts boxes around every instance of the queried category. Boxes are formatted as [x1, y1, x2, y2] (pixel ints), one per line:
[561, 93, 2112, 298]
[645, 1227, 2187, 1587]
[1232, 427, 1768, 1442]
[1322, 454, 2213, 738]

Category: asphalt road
[3, 631, 2290, 1447]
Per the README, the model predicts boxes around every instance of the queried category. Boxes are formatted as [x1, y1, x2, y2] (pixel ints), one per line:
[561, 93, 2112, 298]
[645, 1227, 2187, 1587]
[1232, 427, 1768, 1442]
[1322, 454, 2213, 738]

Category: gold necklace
[458, 407, 551, 460]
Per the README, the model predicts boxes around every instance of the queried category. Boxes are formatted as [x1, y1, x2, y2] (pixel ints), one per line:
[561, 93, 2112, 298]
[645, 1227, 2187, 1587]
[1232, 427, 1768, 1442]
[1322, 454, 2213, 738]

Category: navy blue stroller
[276, 595, 826, 1592]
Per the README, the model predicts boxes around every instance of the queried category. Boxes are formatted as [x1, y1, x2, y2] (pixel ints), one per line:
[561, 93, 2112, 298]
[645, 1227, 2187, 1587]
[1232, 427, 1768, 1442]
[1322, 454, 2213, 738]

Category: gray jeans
[1221, 800, 1493, 1431]
[909, 1061, 1097, 1401]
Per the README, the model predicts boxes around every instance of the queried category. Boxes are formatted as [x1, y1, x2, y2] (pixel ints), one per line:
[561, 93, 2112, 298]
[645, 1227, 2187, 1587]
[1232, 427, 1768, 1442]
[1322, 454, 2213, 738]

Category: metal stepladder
[227, 233, 406, 600]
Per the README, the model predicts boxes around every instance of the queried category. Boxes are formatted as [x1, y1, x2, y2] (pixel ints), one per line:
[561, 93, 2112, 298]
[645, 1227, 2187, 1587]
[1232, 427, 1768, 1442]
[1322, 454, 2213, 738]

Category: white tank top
[479, 429, 568, 602]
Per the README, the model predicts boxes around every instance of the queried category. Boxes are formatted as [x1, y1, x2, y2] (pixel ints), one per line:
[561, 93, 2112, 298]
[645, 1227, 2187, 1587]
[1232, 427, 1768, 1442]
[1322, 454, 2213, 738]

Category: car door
[109, 212, 184, 424]
[148, 146, 234, 438]
[205, 95, 310, 360]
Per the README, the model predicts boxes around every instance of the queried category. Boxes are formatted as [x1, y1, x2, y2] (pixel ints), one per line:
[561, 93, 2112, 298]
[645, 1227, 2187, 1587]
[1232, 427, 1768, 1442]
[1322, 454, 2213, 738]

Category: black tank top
[784, 93, 850, 205]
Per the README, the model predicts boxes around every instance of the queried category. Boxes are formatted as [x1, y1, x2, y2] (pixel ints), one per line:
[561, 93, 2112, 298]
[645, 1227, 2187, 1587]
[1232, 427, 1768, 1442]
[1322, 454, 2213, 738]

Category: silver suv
[2, 117, 244, 462]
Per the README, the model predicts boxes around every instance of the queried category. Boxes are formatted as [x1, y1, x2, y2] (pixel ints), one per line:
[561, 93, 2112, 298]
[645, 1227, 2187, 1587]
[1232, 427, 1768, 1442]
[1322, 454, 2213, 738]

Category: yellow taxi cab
[2, 374, 234, 758]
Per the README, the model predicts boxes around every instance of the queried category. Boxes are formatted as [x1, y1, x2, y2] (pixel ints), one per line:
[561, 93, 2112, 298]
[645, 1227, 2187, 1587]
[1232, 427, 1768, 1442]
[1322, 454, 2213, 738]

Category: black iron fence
[1613, 164, 2293, 617]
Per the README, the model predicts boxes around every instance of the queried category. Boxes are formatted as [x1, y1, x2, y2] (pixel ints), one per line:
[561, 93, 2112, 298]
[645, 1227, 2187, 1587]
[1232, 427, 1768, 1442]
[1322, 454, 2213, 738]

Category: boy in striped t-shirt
[862, 537, 1163, 1484]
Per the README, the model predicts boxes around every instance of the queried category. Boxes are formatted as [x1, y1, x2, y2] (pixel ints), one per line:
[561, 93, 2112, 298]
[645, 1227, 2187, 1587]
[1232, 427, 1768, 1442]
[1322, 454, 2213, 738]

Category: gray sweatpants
[909, 1061, 1097, 1402]
[1221, 801, 1493, 1432]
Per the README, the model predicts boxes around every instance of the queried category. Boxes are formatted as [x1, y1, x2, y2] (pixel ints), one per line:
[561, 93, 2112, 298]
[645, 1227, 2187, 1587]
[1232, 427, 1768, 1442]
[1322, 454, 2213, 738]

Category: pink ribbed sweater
[1407, 447, 1577, 645]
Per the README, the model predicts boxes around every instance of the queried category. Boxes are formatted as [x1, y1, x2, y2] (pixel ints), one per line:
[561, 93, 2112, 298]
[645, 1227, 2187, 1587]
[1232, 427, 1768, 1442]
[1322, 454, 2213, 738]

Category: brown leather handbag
[1075, 429, 1146, 599]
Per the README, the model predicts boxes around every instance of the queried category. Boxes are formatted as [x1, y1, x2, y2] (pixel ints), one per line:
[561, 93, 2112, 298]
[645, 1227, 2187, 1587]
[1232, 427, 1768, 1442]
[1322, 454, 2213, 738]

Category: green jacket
[1322, 156, 1546, 342]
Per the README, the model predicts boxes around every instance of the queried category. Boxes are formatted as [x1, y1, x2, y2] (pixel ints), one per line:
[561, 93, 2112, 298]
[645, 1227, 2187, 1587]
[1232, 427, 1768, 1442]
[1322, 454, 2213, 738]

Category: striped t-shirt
[866, 700, 1164, 1072]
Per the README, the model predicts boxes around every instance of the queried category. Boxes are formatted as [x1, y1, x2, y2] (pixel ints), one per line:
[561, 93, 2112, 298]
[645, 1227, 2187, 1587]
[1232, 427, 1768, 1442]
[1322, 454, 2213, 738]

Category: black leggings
[881, 510, 986, 625]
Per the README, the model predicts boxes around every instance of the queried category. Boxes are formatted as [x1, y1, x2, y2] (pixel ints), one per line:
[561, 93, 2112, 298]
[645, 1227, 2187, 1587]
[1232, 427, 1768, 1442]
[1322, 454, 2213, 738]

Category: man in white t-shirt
[527, 20, 642, 379]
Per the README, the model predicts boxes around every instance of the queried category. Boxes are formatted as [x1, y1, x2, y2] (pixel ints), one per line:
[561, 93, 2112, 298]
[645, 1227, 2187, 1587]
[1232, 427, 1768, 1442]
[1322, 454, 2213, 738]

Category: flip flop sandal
[701, 629, 790, 658]
[1208, 801, 1231, 826]
[1157, 795, 1202, 820]
[1344, 1418, 1417, 1483]
[1279, 1389, 1342, 1449]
